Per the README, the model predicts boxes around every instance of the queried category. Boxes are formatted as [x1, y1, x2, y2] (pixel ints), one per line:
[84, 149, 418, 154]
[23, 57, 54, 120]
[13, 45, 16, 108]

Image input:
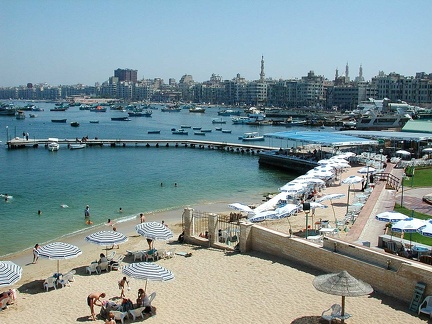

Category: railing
[374, 172, 401, 190]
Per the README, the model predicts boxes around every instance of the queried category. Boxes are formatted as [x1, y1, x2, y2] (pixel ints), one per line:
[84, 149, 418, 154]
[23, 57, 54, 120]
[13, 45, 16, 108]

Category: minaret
[345, 62, 349, 82]
[335, 68, 339, 80]
[259, 56, 265, 82]
[359, 64, 364, 81]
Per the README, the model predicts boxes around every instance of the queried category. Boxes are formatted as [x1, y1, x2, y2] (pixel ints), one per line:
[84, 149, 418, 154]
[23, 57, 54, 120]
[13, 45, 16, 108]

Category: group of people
[87, 287, 156, 322]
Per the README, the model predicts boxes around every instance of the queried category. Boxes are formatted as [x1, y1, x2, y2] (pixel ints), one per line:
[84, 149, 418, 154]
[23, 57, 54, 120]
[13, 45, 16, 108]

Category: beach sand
[0, 167, 426, 323]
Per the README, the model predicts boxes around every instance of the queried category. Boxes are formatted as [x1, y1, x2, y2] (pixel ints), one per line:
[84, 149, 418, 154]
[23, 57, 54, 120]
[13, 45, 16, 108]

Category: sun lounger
[111, 310, 128, 324]
[175, 251, 192, 257]
[128, 307, 146, 320]
[43, 277, 57, 291]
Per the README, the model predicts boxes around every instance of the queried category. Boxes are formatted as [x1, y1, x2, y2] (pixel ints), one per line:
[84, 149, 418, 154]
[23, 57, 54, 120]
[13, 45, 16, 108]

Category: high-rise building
[114, 68, 138, 83]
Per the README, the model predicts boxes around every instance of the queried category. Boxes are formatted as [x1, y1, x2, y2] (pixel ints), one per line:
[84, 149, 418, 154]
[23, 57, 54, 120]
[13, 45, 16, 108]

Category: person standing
[140, 213, 145, 223]
[85, 205, 90, 218]
[32, 244, 40, 264]
[26, 132, 29, 141]
[87, 292, 106, 321]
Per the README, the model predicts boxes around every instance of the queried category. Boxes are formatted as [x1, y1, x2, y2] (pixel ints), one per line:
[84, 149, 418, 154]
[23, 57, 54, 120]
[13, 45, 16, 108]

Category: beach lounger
[109, 255, 125, 271]
[86, 262, 100, 275]
[111, 310, 128, 324]
[145, 292, 156, 307]
[321, 304, 351, 323]
[133, 251, 145, 262]
[128, 307, 146, 320]
[57, 270, 76, 288]
[166, 248, 176, 259]
[106, 251, 116, 261]
[145, 249, 158, 262]
[419, 296, 432, 318]
[43, 277, 57, 292]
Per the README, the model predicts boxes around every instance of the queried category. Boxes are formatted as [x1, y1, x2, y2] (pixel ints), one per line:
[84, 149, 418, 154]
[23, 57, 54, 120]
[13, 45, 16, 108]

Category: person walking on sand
[118, 276, 129, 298]
[87, 292, 106, 321]
[32, 244, 40, 264]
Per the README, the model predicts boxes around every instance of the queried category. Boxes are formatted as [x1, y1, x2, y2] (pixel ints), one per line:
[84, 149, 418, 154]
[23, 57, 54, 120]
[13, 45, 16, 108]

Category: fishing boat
[89, 120, 99, 124]
[90, 105, 107, 112]
[211, 118, 226, 124]
[217, 109, 241, 116]
[192, 127, 202, 130]
[201, 129, 212, 133]
[128, 110, 152, 117]
[189, 106, 206, 113]
[147, 130, 161, 134]
[70, 121, 80, 127]
[51, 119, 67, 123]
[29, 113, 37, 118]
[47, 138, 59, 152]
[221, 129, 232, 133]
[194, 131, 206, 136]
[69, 143, 86, 150]
[15, 110, 26, 119]
[180, 125, 192, 129]
[111, 117, 130, 121]
[238, 132, 265, 141]
[215, 127, 222, 131]
[231, 116, 250, 124]
[171, 128, 188, 135]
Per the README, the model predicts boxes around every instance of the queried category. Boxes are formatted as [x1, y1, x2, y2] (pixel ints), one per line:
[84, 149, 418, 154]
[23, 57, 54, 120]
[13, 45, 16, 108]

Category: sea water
[0, 102, 306, 256]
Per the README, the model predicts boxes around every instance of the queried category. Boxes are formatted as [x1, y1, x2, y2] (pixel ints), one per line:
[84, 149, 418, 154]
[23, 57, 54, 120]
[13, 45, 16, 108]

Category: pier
[5, 137, 278, 154]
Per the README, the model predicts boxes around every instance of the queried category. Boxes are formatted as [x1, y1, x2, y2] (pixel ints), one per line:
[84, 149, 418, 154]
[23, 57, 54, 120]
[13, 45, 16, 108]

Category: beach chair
[43, 277, 57, 291]
[110, 255, 125, 271]
[57, 270, 76, 287]
[128, 307, 146, 320]
[98, 261, 109, 273]
[111, 310, 128, 324]
[321, 304, 351, 323]
[133, 251, 145, 262]
[86, 262, 100, 275]
[145, 249, 158, 262]
[419, 296, 432, 318]
[145, 292, 156, 306]
[166, 248, 176, 258]
[106, 251, 116, 261]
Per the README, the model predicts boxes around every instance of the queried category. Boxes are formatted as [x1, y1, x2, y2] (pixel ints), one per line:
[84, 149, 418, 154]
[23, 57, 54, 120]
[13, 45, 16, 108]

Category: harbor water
[0, 102, 309, 256]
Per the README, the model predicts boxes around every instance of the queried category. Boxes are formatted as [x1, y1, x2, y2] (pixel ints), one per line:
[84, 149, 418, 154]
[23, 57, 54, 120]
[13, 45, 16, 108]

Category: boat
[215, 127, 222, 131]
[194, 131, 206, 136]
[221, 129, 232, 133]
[189, 107, 206, 113]
[232, 116, 251, 124]
[69, 143, 86, 150]
[111, 117, 130, 121]
[212, 118, 226, 124]
[47, 138, 60, 152]
[238, 132, 265, 141]
[161, 104, 181, 112]
[201, 129, 212, 133]
[0, 104, 16, 116]
[355, 110, 411, 130]
[15, 110, 26, 119]
[192, 127, 202, 130]
[147, 130, 161, 134]
[70, 121, 80, 127]
[180, 125, 192, 129]
[218, 109, 241, 116]
[128, 110, 152, 117]
[171, 128, 188, 135]
[90, 106, 107, 112]
[89, 120, 99, 124]
[284, 119, 307, 127]
[51, 119, 67, 123]
[29, 113, 37, 118]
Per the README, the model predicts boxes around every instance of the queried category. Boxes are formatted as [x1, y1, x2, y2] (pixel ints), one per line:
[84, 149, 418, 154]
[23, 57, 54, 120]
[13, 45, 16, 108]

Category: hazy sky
[1, 0, 431, 87]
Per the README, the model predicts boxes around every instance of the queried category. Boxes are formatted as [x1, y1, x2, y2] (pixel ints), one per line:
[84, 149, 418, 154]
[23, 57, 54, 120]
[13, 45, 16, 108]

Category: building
[114, 68, 138, 83]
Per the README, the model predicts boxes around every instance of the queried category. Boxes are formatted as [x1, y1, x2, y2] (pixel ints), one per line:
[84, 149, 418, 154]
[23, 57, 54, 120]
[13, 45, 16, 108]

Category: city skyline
[1, 0, 431, 87]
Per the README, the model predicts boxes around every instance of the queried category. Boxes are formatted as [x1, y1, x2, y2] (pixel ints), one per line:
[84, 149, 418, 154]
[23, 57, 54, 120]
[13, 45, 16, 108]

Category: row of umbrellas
[1, 221, 175, 289]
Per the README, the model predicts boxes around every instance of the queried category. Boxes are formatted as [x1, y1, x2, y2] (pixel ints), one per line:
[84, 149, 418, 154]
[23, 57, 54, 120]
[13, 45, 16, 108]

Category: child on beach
[118, 277, 129, 298]
[32, 244, 40, 264]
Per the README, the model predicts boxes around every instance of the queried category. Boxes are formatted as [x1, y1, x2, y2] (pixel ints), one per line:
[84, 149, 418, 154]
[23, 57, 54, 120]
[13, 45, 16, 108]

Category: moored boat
[171, 128, 188, 135]
[212, 118, 226, 124]
[238, 132, 265, 141]
[51, 119, 67, 123]
[111, 117, 130, 121]
[147, 130, 161, 134]
[70, 121, 80, 127]
[194, 131, 206, 136]
[47, 138, 59, 152]
[128, 110, 152, 117]
[15, 110, 26, 119]
[69, 143, 86, 150]
[201, 129, 212, 133]
[221, 129, 232, 133]
[89, 120, 99, 124]
[189, 107, 206, 113]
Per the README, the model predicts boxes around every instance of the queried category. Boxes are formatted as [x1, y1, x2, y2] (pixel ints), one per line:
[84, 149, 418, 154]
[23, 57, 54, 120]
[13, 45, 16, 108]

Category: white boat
[47, 138, 60, 151]
[69, 143, 86, 150]
[221, 129, 232, 133]
[238, 132, 265, 141]
[232, 116, 251, 124]
[189, 107, 206, 113]
[171, 128, 188, 135]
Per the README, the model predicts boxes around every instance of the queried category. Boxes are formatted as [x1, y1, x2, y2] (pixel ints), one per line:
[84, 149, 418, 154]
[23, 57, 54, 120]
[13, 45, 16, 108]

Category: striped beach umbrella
[0, 261, 22, 288]
[135, 222, 173, 241]
[85, 230, 128, 252]
[37, 242, 82, 274]
[122, 262, 174, 290]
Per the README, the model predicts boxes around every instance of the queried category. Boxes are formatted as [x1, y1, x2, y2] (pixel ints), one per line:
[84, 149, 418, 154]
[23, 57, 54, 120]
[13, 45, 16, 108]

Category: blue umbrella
[0, 261, 22, 288]
[375, 211, 409, 223]
[391, 218, 426, 248]
[418, 220, 432, 238]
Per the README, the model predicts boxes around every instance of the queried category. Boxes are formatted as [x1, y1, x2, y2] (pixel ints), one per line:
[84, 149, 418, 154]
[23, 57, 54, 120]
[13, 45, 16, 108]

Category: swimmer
[119, 207, 123, 213]
[106, 219, 113, 226]
[61, 204, 69, 208]
[86, 219, 93, 225]
[38, 210, 42, 215]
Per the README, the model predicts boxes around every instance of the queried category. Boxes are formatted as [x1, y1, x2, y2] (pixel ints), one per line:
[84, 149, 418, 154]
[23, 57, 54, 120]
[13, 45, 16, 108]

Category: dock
[5, 137, 278, 154]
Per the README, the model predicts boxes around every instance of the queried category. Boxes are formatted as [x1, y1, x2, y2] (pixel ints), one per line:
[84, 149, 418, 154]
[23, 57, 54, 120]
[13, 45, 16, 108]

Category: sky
[1, 0, 431, 87]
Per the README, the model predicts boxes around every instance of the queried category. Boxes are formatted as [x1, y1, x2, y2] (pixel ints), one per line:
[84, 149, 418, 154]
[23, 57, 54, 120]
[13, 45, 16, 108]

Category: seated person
[136, 288, 150, 307]
[98, 253, 108, 264]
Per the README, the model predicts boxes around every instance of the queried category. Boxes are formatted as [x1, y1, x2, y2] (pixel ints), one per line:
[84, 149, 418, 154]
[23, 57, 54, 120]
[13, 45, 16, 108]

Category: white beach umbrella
[422, 148, 432, 153]
[122, 262, 174, 291]
[341, 175, 364, 185]
[228, 203, 254, 213]
[279, 182, 308, 193]
[357, 166, 376, 174]
[248, 210, 277, 222]
[396, 150, 411, 156]
[375, 211, 409, 223]
[37, 242, 82, 274]
[391, 218, 427, 247]
[309, 202, 328, 210]
[268, 204, 300, 220]
[85, 230, 128, 252]
[418, 220, 432, 237]
[316, 193, 346, 203]
[0, 261, 22, 288]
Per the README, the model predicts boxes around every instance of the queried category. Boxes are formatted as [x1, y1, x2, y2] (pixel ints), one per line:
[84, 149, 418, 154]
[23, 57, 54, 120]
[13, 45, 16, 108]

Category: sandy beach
[0, 166, 428, 323]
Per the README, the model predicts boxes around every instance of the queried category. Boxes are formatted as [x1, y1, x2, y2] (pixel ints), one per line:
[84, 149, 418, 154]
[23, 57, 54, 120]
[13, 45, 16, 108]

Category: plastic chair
[43, 277, 57, 291]
[86, 263, 100, 275]
[145, 249, 158, 262]
[128, 307, 146, 320]
[109, 255, 125, 271]
[321, 304, 351, 323]
[57, 270, 76, 287]
[111, 310, 128, 324]
[147, 292, 156, 306]
[133, 251, 145, 262]
[106, 251, 116, 261]
[419, 296, 432, 318]
[98, 261, 109, 272]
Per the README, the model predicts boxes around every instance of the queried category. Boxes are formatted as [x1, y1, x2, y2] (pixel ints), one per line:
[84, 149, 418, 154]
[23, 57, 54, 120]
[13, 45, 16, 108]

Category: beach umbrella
[341, 175, 363, 185]
[357, 166, 376, 174]
[313, 270, 373, 324]
[0, 261, 22, 288]
[248, 210, 277, 222]
[375, 211, 409, 223]
[279, 182, 308, 193]
[391, 218, 426, 248]
[85, 230, 128, 253]
[396, 150, 411, 156]
[316, 193, 346, 221]
[122, 262, 174, 291]
[228, 203, 254, 213]
[267, 204, 300, 220]
[309, 202, 328, 210]
[136, 222, 174, 249]
[37, 242, 82, 274]
[418, 220, 432, 238]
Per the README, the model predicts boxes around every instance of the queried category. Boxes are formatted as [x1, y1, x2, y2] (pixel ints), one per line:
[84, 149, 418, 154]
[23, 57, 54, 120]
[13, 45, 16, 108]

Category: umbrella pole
[341, 295, 346, 324]
[57, 260, 60, 275]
